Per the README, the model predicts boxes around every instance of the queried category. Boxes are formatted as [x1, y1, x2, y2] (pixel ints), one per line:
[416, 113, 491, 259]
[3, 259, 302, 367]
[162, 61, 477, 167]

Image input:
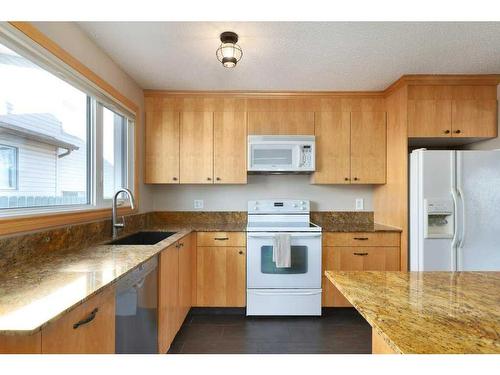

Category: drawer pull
[353, 252, 368, 256]
[214, 237, 229, 241]
[238, 250, 244, 255]
[73, 308, 98, 329]
[353, 237, 369, 241]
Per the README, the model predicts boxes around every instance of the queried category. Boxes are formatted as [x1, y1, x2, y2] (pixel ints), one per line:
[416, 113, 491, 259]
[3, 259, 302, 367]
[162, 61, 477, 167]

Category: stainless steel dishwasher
[115, 255, 158, 354]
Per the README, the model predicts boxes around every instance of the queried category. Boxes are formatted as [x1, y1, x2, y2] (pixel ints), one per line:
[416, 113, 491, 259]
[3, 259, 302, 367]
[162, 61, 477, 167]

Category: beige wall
[151, 175, 374, 211]
[32, 22, 152, 212]
[466, 85, 500, 150]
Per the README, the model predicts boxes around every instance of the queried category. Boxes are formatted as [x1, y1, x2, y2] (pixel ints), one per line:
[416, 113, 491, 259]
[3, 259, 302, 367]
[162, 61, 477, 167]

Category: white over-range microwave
[247, 135, 315, 173]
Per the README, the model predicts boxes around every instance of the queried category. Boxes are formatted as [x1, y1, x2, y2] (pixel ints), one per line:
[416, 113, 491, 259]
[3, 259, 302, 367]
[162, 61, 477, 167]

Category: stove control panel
[248, 199, 310, 214]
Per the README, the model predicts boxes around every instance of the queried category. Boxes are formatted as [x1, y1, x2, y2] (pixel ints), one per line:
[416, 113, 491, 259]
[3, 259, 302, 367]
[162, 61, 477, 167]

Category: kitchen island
[325, 271, 500, 354]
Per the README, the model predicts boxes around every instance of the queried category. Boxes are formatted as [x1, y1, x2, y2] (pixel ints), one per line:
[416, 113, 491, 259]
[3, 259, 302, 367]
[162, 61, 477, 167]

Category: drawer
[323, 232, 400, 247]
[41, 286, 115, 354]
[197, 232, 246, 247]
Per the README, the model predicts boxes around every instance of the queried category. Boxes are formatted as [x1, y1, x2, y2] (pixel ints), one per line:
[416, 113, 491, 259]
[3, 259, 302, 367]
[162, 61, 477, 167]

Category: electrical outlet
[355, 198, 364, 211]
[194, 200, 204, 209]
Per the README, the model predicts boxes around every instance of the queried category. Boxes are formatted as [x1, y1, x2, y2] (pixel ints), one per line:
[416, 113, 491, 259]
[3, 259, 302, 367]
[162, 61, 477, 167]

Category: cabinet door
[178, 234, 193, 326]
[408, 99, 452, 137]
[213, 112, 247, 184]
[41, 287, 115, 354]
[180, 112, 213, 183]
[158, 243, 179, 353]
[145, 111, 180, 183]
[225, 247, 246, 307]
[350, 111, 386, 184]
[247, 112, 315, 135]
[362, 247, 400, 271]
[196, 246, 246, 307]
[452, 99, 497, 138]
[322, 247, 364, 307]
[312, 112, 351, 184]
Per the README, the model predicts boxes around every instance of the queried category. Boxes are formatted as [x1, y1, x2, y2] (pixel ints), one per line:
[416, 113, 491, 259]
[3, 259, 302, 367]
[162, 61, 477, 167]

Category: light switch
[194, 200, 204, 209]
[355, 198, 364, 211]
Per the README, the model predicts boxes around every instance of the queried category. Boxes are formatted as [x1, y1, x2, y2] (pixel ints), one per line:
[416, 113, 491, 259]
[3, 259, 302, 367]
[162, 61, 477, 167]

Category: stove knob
[293, 204, 298, 208]
[300, 201, 305, 205]
[254, 206, 259, 210]
[301, 207, 306, 210]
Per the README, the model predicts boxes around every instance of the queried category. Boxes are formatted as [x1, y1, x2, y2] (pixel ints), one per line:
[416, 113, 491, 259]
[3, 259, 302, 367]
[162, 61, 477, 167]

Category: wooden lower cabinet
[0, 332, 41, 354]
[158, 242, 179, 353]
[322, 232, 400, 307]
[41, 287, 115, 354]
[196, 246, 246, 307]
[158, 234, 195, 353]
[372, 329, 398, 354]
[178, 234, 193, 326]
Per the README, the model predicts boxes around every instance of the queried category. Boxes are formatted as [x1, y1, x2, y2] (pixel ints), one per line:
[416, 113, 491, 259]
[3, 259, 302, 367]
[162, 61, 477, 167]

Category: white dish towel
[272, 233, 292, 268]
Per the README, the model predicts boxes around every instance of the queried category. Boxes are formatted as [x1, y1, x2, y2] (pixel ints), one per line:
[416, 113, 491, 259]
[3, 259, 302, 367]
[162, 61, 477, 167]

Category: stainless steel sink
[108, 231, 176, 245]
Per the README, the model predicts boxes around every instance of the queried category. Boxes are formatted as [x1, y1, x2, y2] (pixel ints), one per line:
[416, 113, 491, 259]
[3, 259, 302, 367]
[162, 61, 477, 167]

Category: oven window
[260, 245, 308, 274]
[253, 149, 292, 166]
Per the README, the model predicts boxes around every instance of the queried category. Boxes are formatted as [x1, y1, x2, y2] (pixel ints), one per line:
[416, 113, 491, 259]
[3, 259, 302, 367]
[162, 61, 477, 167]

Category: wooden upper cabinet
[41, 287, 115, 354]
[452, 99, 497, 138]
[213, 112, 247, 184]
[408, 100, 452, 137]
[145, 111, 180, 183]
[248, 112, 315, 135]
[180, 112, 214, 183]
[350, 111, 387, 184]
[311, 112, 351, 184]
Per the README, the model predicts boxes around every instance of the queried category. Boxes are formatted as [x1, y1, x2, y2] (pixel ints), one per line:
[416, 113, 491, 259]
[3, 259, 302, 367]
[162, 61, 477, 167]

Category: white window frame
[0, 24, 136, 217]
[0, 144, 18, 190]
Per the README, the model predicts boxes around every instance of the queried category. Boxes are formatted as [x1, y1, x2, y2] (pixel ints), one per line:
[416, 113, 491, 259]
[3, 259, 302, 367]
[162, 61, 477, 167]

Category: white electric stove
[246, 199, 322, 316]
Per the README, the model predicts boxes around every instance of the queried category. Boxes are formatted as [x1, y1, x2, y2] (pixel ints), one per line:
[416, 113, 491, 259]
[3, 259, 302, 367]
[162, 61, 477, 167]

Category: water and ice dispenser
[423, 199, 454, 238]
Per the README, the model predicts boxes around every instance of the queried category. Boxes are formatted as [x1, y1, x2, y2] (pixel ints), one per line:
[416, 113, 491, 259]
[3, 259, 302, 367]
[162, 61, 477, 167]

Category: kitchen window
[0, 34, 135, 215]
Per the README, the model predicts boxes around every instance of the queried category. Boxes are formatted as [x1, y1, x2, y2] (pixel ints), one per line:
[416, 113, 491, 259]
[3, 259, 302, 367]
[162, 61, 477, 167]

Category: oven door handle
[247, 233, 322, 239]
[249, 290, 322, 296]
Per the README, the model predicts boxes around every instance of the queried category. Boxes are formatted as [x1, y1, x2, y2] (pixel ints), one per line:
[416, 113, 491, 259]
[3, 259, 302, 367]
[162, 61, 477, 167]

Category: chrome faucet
[112, 188, 135, 239]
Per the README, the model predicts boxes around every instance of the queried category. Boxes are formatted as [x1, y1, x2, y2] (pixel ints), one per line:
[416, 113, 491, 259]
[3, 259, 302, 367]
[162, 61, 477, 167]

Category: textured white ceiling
[76, 22, 500, 91]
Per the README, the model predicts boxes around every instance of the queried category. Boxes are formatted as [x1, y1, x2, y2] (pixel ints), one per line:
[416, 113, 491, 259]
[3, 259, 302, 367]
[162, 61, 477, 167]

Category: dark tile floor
[168, 308, 371, 354]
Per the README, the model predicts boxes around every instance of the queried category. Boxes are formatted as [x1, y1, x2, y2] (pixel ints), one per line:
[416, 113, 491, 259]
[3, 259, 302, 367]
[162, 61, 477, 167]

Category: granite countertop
[0, 228, 192, 336]
[318, 222, 402, 232]
[325, 271, 500, 354]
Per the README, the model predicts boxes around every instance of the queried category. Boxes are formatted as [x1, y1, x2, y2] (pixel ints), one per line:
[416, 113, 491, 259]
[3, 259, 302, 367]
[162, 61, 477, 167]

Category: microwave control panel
[300, 145, 313, 168]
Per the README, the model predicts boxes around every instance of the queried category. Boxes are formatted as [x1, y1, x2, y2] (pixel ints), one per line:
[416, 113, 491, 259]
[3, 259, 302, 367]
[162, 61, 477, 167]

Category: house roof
[0, 113, 80, 151]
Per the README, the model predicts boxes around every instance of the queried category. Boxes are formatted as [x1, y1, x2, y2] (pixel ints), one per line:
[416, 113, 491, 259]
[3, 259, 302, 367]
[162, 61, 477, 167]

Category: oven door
[247, 232, 322, 289]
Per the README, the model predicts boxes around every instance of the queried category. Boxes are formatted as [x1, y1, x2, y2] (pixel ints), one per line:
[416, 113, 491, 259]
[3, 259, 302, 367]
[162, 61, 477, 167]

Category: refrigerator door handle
[457, 187, 466, 249]
[451, 188, 460, 269]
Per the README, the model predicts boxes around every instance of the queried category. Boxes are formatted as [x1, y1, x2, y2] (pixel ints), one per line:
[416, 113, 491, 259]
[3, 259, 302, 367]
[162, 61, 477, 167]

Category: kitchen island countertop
[325, 270, 500, 354]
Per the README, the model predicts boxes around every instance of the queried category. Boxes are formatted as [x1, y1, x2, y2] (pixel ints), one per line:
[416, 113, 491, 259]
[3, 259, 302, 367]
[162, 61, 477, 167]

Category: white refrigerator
[410, 149, 500, 271]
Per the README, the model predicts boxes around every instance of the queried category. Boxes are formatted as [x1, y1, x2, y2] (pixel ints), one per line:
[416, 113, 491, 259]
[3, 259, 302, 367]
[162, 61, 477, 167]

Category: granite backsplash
[0, 210, 377, 268]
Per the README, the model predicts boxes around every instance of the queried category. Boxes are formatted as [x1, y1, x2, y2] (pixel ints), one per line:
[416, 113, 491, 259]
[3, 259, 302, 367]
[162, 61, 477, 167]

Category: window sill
[0, 206, 137, 236]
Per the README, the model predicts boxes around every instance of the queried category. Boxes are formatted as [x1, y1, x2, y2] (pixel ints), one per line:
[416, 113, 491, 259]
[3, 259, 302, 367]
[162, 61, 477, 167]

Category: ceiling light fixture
[216, 31, 242, 68]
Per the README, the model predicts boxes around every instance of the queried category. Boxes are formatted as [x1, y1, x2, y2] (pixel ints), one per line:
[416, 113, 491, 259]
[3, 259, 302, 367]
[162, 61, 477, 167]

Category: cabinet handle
[214, 237, 229, 241]
[73, 308, 98, 329]
[179, 242, 184, 247]
[353, 237, 369, 241]
[172, 177, 178, 181]
[353, 177, 359, 181]
[443, 130, 450, 134]
[216, 177, 221, 181]
[454, 130, 461, 134]
[207, 177, 212, 181]
[353, 252, 368, 256]
[238, 250, 244, 255]
[344, 177, 350, 181]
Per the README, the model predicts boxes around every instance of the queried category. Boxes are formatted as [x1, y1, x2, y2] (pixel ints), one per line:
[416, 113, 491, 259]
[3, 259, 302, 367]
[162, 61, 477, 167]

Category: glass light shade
[216, 42, 242, 68]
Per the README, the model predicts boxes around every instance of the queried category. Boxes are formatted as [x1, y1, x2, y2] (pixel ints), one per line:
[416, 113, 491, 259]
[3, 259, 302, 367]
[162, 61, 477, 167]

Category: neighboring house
[0, 112, 87, 208]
